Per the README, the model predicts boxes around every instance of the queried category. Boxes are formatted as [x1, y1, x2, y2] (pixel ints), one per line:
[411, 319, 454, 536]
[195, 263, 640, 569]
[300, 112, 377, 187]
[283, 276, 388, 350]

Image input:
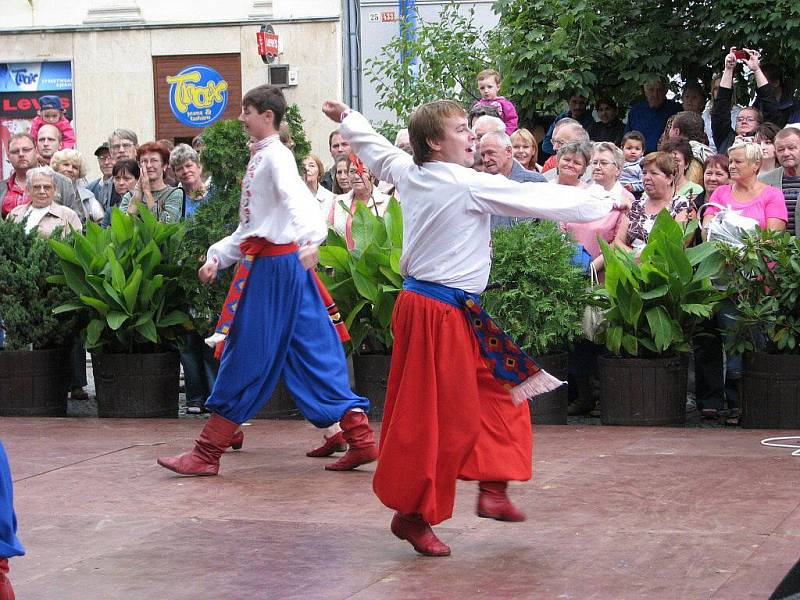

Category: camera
[732, 49, 750, 60]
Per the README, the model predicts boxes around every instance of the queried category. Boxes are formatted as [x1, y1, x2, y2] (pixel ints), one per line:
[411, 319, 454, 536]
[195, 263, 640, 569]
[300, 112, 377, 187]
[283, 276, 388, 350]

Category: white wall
[0, 20, 343, 179]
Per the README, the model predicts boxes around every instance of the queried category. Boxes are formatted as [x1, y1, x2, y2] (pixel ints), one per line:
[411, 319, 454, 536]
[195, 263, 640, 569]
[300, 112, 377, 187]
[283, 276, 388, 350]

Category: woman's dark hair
[703, 154, 729, 174]
[658, 136, 693, 171]
[112, 158, 140, 179]
[757, 122, 781, 143]
[331, 156, 350, 195]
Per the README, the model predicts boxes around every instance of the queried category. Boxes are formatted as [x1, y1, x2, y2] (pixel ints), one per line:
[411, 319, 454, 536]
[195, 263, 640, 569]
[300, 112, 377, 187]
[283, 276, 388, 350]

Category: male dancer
[322, 98, 627, 556]
[158, 85, 378, 476]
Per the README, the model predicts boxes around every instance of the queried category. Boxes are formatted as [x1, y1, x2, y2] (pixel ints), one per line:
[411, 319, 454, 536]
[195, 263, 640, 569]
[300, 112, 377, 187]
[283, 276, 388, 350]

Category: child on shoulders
[472, 69, 518, 135]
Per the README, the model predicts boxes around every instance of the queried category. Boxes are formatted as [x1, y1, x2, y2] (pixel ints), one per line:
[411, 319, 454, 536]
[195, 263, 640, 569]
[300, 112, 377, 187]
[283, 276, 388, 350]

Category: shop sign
[0, 61, 72, 92]
[166, 64, 229, 128]
[257, 24, 279, 64]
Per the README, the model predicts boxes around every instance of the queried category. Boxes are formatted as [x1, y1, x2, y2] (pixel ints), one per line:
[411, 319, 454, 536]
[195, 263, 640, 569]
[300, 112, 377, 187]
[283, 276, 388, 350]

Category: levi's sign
[166, 64, 229, 128]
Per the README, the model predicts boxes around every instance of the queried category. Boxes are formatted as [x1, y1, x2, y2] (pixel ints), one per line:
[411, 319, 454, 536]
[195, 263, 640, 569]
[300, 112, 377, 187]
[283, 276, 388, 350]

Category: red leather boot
[157, 413, 239, 476]
[229, 428, 244, 451]
[324, 411, 378, 471]
[0, 558, 15, 600]
[390, 513, 451, 557]
[306, 431, 347, 457]
[477, 481, 526, 522]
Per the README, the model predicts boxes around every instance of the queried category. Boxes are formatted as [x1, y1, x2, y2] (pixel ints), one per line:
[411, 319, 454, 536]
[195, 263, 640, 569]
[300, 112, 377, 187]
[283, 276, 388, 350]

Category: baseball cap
[94, 142, 110, 157]
[38, 95, 64, 111]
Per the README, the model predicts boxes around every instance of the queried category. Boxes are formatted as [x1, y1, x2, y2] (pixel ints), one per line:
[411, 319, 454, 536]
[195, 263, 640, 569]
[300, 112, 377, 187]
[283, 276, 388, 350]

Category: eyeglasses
[110, 142, 135, 151]
[736, 115, 757, 124]
[591, 160, 615, 167]
[552, 138, 568, 146]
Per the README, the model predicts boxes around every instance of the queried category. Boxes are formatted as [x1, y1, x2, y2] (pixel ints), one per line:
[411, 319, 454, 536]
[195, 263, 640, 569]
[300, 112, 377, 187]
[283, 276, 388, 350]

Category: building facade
[0, 0, 343, 179]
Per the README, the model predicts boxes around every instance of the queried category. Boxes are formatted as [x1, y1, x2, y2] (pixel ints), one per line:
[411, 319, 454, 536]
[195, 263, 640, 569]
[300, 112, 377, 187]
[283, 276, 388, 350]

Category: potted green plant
[717, 228, 800, 428]
[596, 211, 724, 426]
[49, 207, 191, 417]
[317, 198, 403, 420]
[0, 220, 76, 416]
[482, 220, 589, 424]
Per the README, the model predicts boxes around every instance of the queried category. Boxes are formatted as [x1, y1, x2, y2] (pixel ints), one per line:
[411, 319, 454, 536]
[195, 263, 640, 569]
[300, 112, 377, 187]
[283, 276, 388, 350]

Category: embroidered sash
[403, 277, 564, 405]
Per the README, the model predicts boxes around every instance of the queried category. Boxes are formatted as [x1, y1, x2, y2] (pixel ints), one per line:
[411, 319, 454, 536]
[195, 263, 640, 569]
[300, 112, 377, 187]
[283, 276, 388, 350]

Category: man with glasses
[87, 142, 115, 212]
[712, 47, 779, 155]
[108, 128, 138, 161]
[105, 129, 139, 211]
[1, 133, 77, 218]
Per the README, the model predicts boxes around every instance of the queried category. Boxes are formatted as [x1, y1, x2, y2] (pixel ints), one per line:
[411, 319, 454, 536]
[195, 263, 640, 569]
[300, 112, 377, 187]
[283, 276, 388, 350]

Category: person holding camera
[711, 47, 779, 155]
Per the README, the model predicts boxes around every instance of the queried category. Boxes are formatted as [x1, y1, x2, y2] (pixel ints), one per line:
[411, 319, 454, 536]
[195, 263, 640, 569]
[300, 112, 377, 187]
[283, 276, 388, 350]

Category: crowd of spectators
[2, 44, 798, 423]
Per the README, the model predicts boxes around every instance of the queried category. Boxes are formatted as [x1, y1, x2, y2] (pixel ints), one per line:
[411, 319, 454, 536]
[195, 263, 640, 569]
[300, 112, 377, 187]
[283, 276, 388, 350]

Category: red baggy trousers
[373, 291, 532, 526]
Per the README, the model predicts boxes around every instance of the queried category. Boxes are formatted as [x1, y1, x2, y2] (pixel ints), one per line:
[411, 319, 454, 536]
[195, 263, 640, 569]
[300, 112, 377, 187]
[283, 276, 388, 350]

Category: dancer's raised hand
[322, 100, 350, 123]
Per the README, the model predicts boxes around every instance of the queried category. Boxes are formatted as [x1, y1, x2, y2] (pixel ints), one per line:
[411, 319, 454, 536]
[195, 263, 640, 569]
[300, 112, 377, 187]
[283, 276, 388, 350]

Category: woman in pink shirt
[701, 141, 786, 424]
[702, 141, 787, 234]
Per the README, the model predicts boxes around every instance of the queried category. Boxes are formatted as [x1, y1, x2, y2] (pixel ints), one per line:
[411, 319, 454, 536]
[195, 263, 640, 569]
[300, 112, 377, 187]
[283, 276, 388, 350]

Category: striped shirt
[783, 175, 800, 233]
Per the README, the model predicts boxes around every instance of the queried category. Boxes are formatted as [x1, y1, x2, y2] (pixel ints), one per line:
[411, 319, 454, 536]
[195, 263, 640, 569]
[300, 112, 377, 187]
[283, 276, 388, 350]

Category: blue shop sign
[166, 64, 229, 128]
[0, 61, 72, 92]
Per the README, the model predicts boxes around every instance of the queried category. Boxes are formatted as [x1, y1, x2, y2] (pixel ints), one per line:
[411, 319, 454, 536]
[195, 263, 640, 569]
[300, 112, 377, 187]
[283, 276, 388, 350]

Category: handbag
[700, 202, 759, 248]
[581, 263, 604, 342]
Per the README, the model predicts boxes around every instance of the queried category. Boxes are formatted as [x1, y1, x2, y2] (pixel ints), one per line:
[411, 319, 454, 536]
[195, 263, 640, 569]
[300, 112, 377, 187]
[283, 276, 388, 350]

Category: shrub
[482, 220, 589, 356]
[0, 220, 76, 350]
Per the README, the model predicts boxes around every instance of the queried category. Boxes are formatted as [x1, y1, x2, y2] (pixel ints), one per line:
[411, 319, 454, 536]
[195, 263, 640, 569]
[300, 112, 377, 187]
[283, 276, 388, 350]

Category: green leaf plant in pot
[595, 210, 724, 426]
[0, 219, 76, 416]
[482, 220, 589, 424]
[716, 228, 800, 428]
[49, 207, 191, 417]
[317, 198, 403, 420]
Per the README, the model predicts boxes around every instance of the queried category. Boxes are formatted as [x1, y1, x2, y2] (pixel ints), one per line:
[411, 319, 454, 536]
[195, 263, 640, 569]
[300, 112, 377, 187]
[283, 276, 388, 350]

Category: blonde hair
[728, 141, 763, 163]
[51, 149, 87, 178]
[476, 68, 501, 86]
[510, 128, 539, 167]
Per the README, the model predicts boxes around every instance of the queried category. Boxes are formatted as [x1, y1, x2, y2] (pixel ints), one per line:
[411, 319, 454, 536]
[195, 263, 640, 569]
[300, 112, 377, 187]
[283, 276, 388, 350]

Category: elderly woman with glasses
[170, 144, 215, 219]
[119, 141, 184, 222]
[328, 155, 389, 249]
[50, 149, 104, 224]
[6, 166, 82, 237]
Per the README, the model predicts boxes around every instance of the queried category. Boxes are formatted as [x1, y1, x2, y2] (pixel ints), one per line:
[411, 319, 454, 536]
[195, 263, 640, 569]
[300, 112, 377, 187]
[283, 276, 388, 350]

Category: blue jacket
[624, 99, 681, 153]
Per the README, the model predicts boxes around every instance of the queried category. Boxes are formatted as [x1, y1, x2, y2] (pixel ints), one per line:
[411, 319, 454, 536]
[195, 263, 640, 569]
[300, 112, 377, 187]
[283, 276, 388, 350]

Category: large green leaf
[319, 246, 351, 272]
[106, 311, 129, 330]
[645, 306, 673, 352]
[123, 268, 142, 313]
[686, 242, 718, 267]
[52, 302, 84, 315]
[49, 239, 80, 266]
[158, 310, 189, 327]
[79, 295, 110, 316]
[110, 208, 134, 243]
[379, 265, 403, 288]
[85, 318, 105, 348]
[639, 285, 669, 300]
[384, 197, 403, 248]
[135, 319, 158, 343]
[352, 268, 378, 302]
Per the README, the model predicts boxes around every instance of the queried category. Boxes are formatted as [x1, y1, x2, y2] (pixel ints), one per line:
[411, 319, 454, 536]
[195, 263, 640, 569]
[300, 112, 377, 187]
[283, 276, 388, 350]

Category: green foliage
[365, 2, 490, 124]
[0, 220, 76, 350]
[317, 198, 403, 355]
[285, 104, 312, 171]
[49, 207, 191, 353]
[717, 228, 800, 355]
[177, 118, 249, 337]
[199, 119, 250, 194]
[597, 211, 724, 357]
[482, 221, 589, 356]
[492, 0, 800, 120]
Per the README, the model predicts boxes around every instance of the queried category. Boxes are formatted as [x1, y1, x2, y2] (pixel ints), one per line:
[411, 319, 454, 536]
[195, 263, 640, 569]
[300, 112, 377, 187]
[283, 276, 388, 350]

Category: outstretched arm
[322, 100, 413, 186]
[467, 172, 623, 222]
